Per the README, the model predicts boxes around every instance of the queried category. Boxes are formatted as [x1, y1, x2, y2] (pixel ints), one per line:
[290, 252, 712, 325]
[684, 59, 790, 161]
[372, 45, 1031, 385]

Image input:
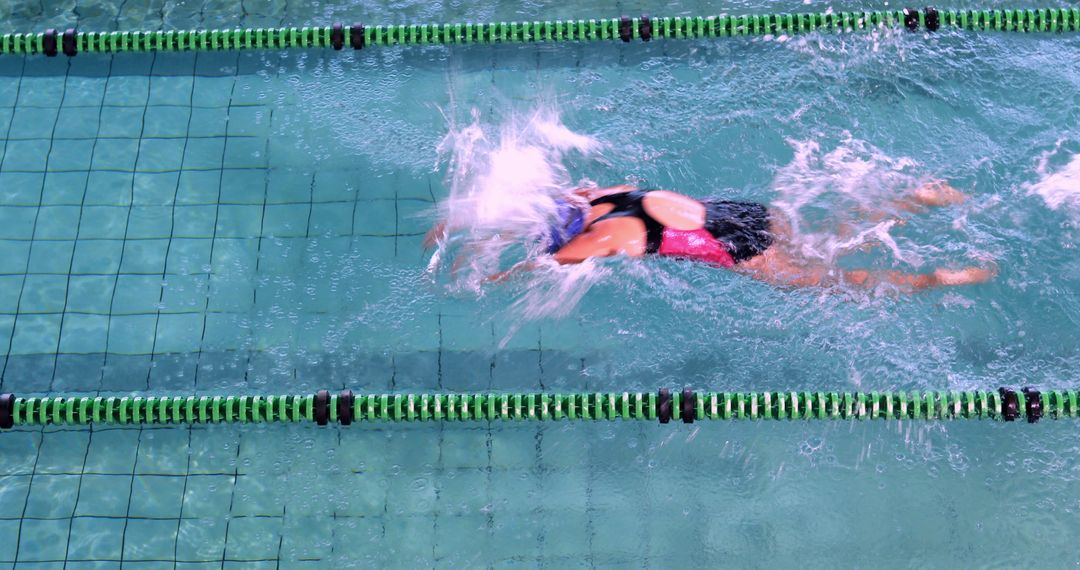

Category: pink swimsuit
[657, 228, 735, 268]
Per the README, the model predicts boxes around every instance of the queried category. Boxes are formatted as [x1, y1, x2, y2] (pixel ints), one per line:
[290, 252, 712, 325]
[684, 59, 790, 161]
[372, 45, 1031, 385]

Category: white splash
[1027, 141, 1080, 212]
[770, 134, 926, 267]
[428, 106, 607, 320]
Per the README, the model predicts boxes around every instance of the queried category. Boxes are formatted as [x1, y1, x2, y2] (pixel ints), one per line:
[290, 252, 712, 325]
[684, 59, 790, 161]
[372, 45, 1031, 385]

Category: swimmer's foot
[911, 180, 967, 208]
[931, 265, 997, 287]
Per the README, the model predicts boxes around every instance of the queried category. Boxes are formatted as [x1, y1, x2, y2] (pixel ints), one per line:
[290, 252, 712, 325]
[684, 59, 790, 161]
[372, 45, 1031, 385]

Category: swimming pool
[0, 0, 1078, 566]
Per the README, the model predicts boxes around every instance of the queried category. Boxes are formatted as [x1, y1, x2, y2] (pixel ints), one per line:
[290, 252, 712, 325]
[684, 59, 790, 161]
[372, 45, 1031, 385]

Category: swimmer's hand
[423, 221, 447, 250]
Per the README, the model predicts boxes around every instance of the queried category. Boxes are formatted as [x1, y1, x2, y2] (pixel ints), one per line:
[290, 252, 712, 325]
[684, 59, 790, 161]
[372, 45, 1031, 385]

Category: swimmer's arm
[551, 229, 618, 264]
[488, 229, 619, 282]
[423, 220, 447, 249]
[488, 260, 537, 283]
[573, 184, 637, 202]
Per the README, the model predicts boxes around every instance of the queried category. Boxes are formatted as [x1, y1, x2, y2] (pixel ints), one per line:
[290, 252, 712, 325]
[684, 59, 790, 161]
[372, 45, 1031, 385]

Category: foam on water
[770, 134, 929, 268]
[435, 107, 598, 233]
[425, 107, 621, 343]
[1027, 140, 1080, 216]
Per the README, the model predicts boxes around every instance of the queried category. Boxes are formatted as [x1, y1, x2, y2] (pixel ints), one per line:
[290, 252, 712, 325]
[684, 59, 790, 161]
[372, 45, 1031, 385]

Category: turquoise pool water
[0, 0, 1079, 567]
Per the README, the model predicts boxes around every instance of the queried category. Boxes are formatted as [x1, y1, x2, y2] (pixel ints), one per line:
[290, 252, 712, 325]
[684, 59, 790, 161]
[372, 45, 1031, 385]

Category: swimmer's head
[543, 198, 587, 254]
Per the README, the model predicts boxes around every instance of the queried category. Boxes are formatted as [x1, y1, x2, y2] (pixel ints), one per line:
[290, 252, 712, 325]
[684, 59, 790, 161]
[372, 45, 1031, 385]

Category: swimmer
[428, 181, 996, 292]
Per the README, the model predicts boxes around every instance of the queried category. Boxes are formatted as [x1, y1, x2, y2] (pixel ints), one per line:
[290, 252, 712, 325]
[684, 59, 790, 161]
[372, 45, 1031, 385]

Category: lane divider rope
[3, 7, 1078, 56]
[0, 387, 1065, 428]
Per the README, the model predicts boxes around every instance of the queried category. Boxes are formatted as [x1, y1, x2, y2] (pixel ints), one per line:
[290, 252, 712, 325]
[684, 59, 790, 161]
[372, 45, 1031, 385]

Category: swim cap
[544, 199, 587, 254]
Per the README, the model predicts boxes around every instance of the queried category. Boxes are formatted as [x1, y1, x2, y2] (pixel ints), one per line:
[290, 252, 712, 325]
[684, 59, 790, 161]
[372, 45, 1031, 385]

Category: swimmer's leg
[735, 245, 836, 288]
[736, 212, 996, 291]
[738, 248, 995, 291]
[878, 180, 968, 216]
[836, 180, 967, 252]
[843, 266, 996, 291]
[845, 180, 967, 231]
[735, 211, 837, 287]
[906, 180, 968, 209]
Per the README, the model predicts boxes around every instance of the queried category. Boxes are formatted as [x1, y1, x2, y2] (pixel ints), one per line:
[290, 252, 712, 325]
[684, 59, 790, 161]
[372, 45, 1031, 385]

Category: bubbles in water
[770, 134, 927, 267]
[1026, 139, 1080, 215]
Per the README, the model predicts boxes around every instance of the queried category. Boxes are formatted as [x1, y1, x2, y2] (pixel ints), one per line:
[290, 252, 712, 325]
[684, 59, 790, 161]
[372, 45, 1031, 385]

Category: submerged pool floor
[1, 0, 1079, 567]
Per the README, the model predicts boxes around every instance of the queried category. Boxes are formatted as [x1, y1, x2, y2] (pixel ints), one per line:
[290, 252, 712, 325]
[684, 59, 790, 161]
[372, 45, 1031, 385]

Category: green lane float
[0, 387, 1068, 429]
[4, 7, 1079, 56]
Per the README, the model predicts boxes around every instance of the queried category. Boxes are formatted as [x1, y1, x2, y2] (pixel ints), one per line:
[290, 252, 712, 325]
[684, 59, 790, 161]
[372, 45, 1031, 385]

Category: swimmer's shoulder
[574, 184, 640, 202]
